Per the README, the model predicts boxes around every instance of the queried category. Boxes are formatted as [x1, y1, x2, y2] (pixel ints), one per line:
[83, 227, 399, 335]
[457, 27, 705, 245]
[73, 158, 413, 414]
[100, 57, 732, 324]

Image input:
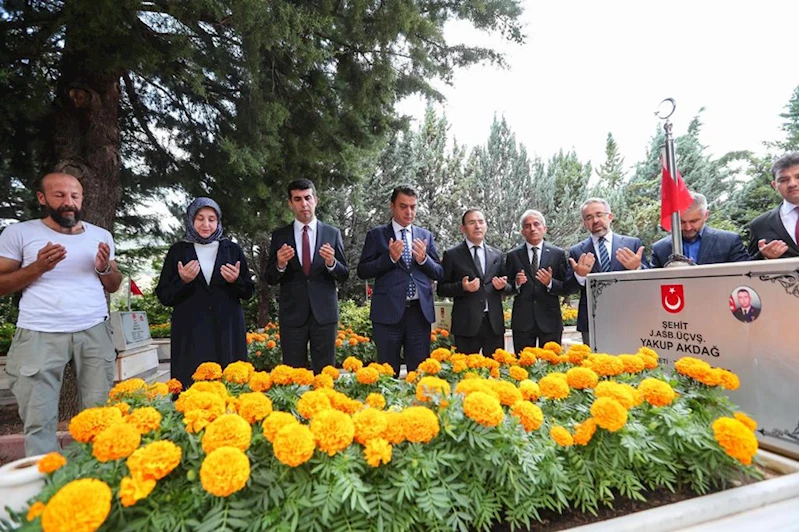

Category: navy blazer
[748, 206, 799, 260]
[650, 226, 750, 267]
[265, 221, 349, 326]
[357, 223, 443, 325]
[566, 233, 647, 332]
[505, 241, 568, 334]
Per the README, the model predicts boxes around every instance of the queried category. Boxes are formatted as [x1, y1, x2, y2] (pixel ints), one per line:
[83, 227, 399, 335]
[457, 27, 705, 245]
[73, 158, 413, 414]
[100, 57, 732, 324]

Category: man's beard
[44, 203, 82, 228]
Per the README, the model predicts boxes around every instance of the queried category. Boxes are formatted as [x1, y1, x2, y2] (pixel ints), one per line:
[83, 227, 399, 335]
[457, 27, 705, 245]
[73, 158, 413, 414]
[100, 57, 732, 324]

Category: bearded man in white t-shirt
[0, 172, 122, 456]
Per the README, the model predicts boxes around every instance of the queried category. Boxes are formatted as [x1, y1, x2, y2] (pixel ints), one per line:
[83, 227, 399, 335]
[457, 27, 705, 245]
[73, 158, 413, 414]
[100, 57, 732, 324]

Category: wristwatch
[95, 263, 113, 276]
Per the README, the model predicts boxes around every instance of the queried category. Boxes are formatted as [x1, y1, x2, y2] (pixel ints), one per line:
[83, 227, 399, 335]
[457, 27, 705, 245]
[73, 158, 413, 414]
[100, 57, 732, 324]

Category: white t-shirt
[0, 219, 115, 333]
[194, 241, 219, 284]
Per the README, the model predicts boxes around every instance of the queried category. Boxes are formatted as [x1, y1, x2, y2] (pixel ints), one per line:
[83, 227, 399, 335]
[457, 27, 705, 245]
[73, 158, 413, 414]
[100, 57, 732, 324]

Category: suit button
[208, 306, 212, 310]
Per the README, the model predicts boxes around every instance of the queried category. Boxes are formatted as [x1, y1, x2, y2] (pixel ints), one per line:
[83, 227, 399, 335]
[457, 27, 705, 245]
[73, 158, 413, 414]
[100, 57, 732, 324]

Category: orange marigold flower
[402, 406, 440, 443]
[591, 397, 628, 432]
[68, 406, 124, 444]
[492, 349, 517, 365]
[539, 374, 570, 400]
[638, 378, 676, 407]
[380, 363, 395, 377]
[145, 382, 169, 400]
[126, 440, 182, 482]
[405, 370, 419, 384]
[595, 381, 635, 410]
[418, 358, 442, 375]
[175, 392, 226, 433]
[118, 476, 156, 507]
[186, 380, 229, 399]
[452, 360, 468, 373]
[126, 407, 162, 434]
[353, 408, 388, 445]
[236, 392, 273, 424]
[26, 501, 45, 522]
[518, 350, 537, 367]
[262, 412, 300, 443]
[322, 366, 340, 379]
[589, 354, 625, 377]
[508, 365, 528, 382]
[291, 368, 315, 386]
[463, 391, 504, 427]
[313, 373, 335, 389]
[455, 378, 498, 399]
[38, 452, 67, 474]
[510, 401, 543, 432]
[192, 362, 223, 381]
[382, 411, 406, 445]
[717, 369, 740, 391]
[487, 379, 523, 406]
[489, 367, 500, 379]
[440, 329, 450, 338]
[366, 393, 387, 410]
[430, 347, 452, 362]
[734, 412, 757, 432]
[222, 361, 254, 384]
[200, 447, 250, 497]
[636, 353, 659, 370]
[618, 354, 646, 374]
[566, 367, 599, 389]
[363, 437, 392, 467]
[550, 425, 573, 446]
[355, 367, 380, 384]
[296, 389, 333, 419]
[266, 339, 277, 349]
[108, 378, 147, 401]
[273, 423, 316, 467]
[201, 414, 252, 454]
[112, 402, 131, 416]
[166, 378, 183, 394]
[637, 347, 658, 359]
[518, 380, 540, 401]
[542, 341, 562, 355]
[342, 356, 364, 372]
[348, 337, 359, 346]
[335, 338, 344, 347]
[310, 409, 355, 455]
[415, 376, 451, 404]
[41, 479, 111, 532]
[270, 365, 295, 385]
[248, 371, 273, 392]
[712, 417, 758, 465]
[573, 418, 597, 446]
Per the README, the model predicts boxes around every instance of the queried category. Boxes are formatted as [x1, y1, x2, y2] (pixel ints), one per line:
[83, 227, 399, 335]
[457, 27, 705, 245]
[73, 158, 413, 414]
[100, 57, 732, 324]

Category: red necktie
[302, 225, 311, 277]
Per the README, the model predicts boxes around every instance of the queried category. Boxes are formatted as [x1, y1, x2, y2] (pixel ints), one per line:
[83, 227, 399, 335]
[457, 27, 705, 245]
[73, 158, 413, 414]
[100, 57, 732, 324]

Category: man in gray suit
[650, 192, 749, 267]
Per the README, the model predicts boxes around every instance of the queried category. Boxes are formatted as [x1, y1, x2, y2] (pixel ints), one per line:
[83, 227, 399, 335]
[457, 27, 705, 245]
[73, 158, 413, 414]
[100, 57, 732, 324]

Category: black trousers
[581, 330, 591, 347]
[372, 301, 431, 375]
[512, 325, 562, 353]
[455, 313, 504, 356]
[280, 313, 337, 374]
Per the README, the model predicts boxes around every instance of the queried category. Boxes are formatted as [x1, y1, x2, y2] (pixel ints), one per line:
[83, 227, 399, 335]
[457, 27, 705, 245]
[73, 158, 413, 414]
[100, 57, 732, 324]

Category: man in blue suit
[266, 179, 349, 373]
[357, 186, 443, 374]
[650, 192, 749, 267]
[566, 198, 648, 346]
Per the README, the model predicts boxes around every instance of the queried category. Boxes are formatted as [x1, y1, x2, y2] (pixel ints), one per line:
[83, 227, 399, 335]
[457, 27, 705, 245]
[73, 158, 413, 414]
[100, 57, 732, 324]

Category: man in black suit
[437, 209, 510, 355]
[566, 198, 648, 346]
[731, 288, 761, 323]
[749, 152, 799, 260]
[505, 209, 568, 351]
[651, 192, 749, 267]
[265, 178, 349, 373]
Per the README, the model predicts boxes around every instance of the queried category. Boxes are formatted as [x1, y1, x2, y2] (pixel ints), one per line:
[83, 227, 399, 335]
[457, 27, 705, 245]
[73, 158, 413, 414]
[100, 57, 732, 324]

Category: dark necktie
[472, 245, 483, 279]
[302, 225, 311, 277]
[794, 206, 799, 245]
[530, 245, 538, 272]
[598, 237, 611, 272]
[401, 229, 416, 298]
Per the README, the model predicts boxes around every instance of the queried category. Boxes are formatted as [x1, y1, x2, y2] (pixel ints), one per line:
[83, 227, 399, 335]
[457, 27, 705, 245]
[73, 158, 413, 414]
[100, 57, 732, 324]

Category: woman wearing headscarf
[156, 198, 255, 387]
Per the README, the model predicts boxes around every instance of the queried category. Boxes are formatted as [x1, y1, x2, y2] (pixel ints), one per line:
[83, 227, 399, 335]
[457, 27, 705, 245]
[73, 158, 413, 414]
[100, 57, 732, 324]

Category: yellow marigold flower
[27, 501, 45, 522]
[674, 357, 721, 386]
[202, 414, 252, 454]
[363, 438, 392, 467]
[111, 402, 131, 416]
[466, 354, 487, 368]
[638, 378, 676, 407]
[452, 360, 468, 373]
[488, 367, 499, 378]
[126, 440, 181, 483]
[312, 373, 333, 390]
[270, 365, 295, 385]
[38, 452, 67, 474]
[508, 365, 528, 382]
[463, 371, 480, 380]
[401, 406, 440, 443]
[487, 379, 523, 406]
[566, 367, 599, 389]
[550, 425, 573, 447]
[193, 362, 223, 381]
[186, 380, 229, 399]
[166, 378, 183, 394]
[382, 411, 406, 444]
[518, 350, 537, 367]
[717, 369, 740, 391]
[539, 374, 570, 400]
[118, 476, 156, 507]
[492, 349, 517, 365]
[201, 446, 250, 497]
[236, 392, 273, 424]
[310, 409, 355, 455]
[573, 418, 597, 446]
[322, 365, 340, 380]
[510, 401, 543, 432]
[380, 363, 395, 377]
[273, 423, 316, 467]
[637, 346, 658, 359]
[41, 478, 111, 532]
[68, 406, 124, 444]
[463, 391, 504, 427]
[734, 412, 757, 432]
[416, 376, 451, 404]
[353, 408, 389, 445]
[262, 411, 300, 442]
[589, 354, 625, 377]
[569, 344, 591, 355]
[366, 393, 386, 410]
[624, 383, 645, 407]
[518, 380, 540, 401]
[108, 378, 147, 400]
[296, 389, 333, 419]
[126, 407, 162, 434]
[175, 392, 225, 432]
[636, 353, 659, 370]
[355, 367, 380, 384]
[542, 341, 562, 355]
[591, 397, 628, 432]
[712, 417, 758, 465]
[418, 358, 442, 375]
[455, 378, 499, 399]
[145, 382, 170, 400]
[405, 370, 419, 384]
[291, 368, 315, 386]
[430, 347, 452, 362]
[595, 381, 635, 410]
[222, 361, 254, 384]
[248, 371, 273, 392]
[567, 349, 588, 365]
[618, 354, 646, 374]
[342, 356, 364, 372]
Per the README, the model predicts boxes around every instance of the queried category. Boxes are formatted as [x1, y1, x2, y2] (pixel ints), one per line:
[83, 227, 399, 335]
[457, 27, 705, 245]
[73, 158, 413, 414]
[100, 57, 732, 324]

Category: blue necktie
[401, 229, 416, 298]
[598, 237, 611, 272]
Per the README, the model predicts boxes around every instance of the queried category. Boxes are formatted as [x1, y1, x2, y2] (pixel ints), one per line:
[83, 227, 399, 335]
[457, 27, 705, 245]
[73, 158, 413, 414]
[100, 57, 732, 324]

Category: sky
[396, 0, 799, 171]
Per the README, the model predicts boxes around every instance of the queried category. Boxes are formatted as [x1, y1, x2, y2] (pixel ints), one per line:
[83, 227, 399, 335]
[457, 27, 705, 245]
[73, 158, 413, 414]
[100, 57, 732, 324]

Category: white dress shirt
[294, 218, 317, 267]
[516, 241, 552, 290]
[780, 200, 799, 245]
[575, 231, 614, 286]
[465, 238, 486, 277]
[194, 241, 220, 285]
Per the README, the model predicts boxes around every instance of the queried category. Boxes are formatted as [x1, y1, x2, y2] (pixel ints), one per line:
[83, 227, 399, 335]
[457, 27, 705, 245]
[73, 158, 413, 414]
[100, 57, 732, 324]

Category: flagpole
[127, 274, 132, 312]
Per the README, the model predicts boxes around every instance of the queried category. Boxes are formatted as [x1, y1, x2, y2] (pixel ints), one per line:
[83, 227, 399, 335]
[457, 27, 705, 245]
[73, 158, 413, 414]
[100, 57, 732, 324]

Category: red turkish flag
[728, 295, 737, 312]
[660, 153, 693, 232]
[130, 279, 144, 296]
[661, 284, 685, 314]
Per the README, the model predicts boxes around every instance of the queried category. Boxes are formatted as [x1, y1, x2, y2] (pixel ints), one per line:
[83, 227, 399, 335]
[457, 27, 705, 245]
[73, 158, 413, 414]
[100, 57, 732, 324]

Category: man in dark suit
[357, 186, 443, 374]
[437, 209, 510, 355]
[651, 192, 749, 267]
[748, 152, 799, 260]
[505, 209, 568, 350]
[265, 178, 349, 373]
[566, 198, 648, 346]
[731, 288, 761, 323]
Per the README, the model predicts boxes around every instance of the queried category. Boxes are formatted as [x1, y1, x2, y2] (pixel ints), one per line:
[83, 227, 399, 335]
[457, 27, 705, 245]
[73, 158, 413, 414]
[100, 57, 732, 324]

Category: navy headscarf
[184, 197, 226, 244]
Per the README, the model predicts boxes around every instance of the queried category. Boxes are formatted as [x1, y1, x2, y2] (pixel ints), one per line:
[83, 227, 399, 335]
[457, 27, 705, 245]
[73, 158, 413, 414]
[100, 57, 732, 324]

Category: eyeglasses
[582, 212, 609, 223]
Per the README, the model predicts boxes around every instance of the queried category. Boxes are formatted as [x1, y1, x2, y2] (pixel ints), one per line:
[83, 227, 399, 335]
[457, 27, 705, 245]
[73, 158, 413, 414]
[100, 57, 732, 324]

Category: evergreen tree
[596, 132, 625, 189]
[776, 86, 799, 151]
[534, 149, 592, 247]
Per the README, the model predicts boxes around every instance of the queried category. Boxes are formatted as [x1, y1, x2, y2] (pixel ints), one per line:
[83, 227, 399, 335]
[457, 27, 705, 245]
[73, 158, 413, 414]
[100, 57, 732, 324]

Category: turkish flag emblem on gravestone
[661, 284, 685, 314]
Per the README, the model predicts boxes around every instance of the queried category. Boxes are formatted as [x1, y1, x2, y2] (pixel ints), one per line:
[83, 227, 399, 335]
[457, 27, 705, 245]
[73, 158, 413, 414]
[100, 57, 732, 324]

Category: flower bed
[8, 345, 760, 532]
